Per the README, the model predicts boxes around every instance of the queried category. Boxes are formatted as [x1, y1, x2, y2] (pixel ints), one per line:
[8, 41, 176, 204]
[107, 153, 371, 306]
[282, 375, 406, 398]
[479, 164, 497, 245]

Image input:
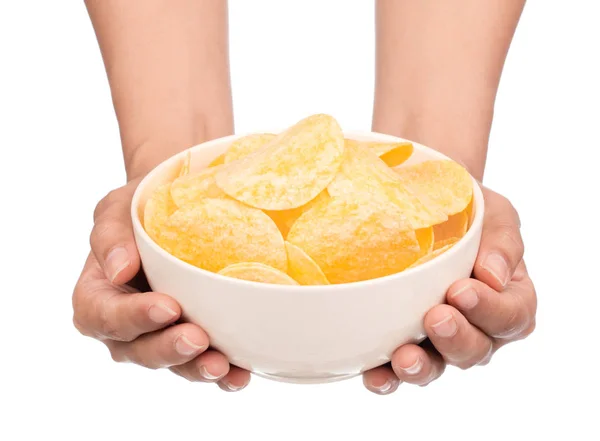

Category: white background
[1, 1, 599, 440]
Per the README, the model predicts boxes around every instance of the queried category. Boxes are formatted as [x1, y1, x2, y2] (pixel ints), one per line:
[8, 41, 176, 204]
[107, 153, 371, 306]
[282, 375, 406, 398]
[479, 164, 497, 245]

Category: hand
[362, 187, 537, 394]
[72, 179, 251, 392]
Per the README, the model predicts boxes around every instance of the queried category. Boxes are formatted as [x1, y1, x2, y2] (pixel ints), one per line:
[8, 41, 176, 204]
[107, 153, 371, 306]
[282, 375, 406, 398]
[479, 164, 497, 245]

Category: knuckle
[96, 294, 127, 341]
[94, 189, 122, 221]
[493, 296, 529, 339]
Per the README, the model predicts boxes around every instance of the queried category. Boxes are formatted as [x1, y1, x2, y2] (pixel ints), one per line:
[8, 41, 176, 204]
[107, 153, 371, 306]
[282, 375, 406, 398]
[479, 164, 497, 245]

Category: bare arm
[373, 0, 525, 180]
[85, 0, 233, 180]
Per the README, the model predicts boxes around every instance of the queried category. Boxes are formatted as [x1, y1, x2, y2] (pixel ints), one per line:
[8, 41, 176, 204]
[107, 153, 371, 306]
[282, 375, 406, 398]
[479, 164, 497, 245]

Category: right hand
[72, 178, 251, 391]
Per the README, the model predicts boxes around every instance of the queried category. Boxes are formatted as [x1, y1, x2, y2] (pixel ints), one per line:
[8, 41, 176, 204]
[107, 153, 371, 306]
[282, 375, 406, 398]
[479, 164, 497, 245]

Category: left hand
[362, 187, 537, 394]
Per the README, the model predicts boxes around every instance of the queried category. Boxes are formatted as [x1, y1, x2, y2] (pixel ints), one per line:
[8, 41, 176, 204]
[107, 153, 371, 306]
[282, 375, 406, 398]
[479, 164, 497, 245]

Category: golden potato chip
[328, 142, 446, 230]
[208, 153, 225, 168]
[155, 198, 287, 273]
[287, 195, 421, 284]
[345, 139, 413, 167]
[408, 243, 455, 269]
[265, 190, 330, 238]
[218, 262, 299, 285]
[143, 183, 178, 243]
[416, 227, 434, 256]
[179, 151, 191, 177]
[215, 114, 345, 210]
[224, 133, 277, 164]
[433, 210, 468, 244]
[285, 241, 330, 285]
[170, 165, 226, 208]
[395, 160, 473, 216]
[465, 194, 474, 227]
[433, 236, 460, 251]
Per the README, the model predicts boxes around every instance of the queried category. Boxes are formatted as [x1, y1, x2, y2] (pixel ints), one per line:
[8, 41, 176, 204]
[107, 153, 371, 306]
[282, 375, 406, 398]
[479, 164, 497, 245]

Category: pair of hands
[72, 177, 537, 394]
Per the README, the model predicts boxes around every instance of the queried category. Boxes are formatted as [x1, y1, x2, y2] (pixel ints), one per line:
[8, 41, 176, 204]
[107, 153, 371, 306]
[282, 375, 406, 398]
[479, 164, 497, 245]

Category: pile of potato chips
[143, 114, 474, 285]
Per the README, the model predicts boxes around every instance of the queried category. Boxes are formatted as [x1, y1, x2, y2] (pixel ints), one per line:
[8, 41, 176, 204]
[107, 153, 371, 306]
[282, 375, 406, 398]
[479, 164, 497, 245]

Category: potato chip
[215, 114, 345, 210]
[416, 227, 434, 256]
[265, 190, 330, 238]
[224, 133, 277, 164]
[287, 195, 421, 284]
[218, 262, 299, 285]
[179, 151, 191, 177]
[465, 195, 474, 227]
[433, 236, 460, 251]
[433, 210, 468, 244]
[395, 160, 473, 216]
[328, 142, 446, 230]
[208, 153, 225, 168]
[155, 198, 287, 273]
[408, 243, 455, 269]
[345, 139, 413, 167]
[170, 165, 226, 208]
[143, 183, 178, 244]
[285, 241, 330, 285]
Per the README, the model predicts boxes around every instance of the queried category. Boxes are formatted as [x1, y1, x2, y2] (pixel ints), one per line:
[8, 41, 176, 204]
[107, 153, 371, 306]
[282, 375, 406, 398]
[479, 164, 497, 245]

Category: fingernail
[199, 365, 222, 381]
[221, 380, 247, 392]
[398, 357, 423, 375]
[105, 246, 130, 283]
[482, 253, 509, 287]
[431, 314, 458, 338]
[451, 286, 479, 310]
[175, 335, 206, 356]
[148, 303, 178, 324]
[372, 379, 396, 395]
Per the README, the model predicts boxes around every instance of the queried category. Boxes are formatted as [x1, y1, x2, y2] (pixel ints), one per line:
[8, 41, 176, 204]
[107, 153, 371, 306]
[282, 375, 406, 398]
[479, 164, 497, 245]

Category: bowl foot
[252, 370, 360, 385]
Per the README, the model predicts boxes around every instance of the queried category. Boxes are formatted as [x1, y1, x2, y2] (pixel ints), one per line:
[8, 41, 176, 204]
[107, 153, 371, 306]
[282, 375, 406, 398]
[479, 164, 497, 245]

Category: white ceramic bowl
[131, 131, 484, 384]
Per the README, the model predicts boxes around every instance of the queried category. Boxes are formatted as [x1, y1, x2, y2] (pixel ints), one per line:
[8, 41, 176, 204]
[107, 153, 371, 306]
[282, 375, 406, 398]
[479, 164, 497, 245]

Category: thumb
[473, 188, 524, 291]
[90, 180, 142, 285]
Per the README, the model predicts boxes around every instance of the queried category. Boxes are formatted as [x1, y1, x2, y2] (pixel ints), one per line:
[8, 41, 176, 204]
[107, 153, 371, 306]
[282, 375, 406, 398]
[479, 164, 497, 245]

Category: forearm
[85, 0, 233, 180]
[372, 0, 525, 180]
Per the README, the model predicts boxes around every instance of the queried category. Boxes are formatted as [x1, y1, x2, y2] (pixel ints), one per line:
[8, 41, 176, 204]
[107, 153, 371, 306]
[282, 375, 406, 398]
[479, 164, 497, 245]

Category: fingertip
[362, 365, 400, 395]
[107, 244, 141, 285]
[218, 366, 251, 392]
[195, 351, 231, 382]
[474, 251, 510, 291]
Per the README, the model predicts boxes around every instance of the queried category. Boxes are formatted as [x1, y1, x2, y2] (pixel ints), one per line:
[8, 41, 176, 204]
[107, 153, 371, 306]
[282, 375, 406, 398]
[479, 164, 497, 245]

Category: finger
[447, 265, 537, 341]
[474, 189, 524, 291]
[424, 304, 494, 369]
[390, 342, 446, 386]
[217, 366, 252, 392]
[169, 350, 230, 382]
[73, 256, 181, 341]
[108, 323, 209, 369]
[362, 365, 401, 395]
[90, 182, 141, 285]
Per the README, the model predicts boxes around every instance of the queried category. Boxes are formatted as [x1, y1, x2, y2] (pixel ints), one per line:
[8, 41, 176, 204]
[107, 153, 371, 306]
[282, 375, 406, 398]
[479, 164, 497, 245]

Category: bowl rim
[131, 130, 485, 292]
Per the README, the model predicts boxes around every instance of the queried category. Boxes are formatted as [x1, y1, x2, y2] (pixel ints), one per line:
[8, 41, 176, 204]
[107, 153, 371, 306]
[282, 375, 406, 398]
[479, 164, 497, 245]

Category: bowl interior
[131, 131, 485, 289]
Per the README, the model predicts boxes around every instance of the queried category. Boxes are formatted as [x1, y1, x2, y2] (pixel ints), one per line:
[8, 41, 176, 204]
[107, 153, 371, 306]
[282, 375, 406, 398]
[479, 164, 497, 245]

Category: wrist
[372, 108, 492, 181]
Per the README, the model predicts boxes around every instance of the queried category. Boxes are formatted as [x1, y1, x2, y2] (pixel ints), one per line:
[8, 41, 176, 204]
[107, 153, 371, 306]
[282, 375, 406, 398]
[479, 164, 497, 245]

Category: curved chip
[345, 139, 413, 167]
[328, 142, 446, 230]
[265, 190, 330, 238]
[170, 165, 226, 208]
[433, 210, 468, 245]
[143, 183, 178, 244]
[433, 236, 460, 251]
[408, 243, 456, 269]
[218, 262, 299, 285]
[155, 198, 287, 273]
[395, 160, 473, 216]
[208, 153, 225, 168]
[416, 227, 434, 256]
[215, 114, 345, 210]
[179, 151, 191, 177]
[224, 133, 277, 164]
[287, 195, 420, 284]
[285, 241, 330, 285]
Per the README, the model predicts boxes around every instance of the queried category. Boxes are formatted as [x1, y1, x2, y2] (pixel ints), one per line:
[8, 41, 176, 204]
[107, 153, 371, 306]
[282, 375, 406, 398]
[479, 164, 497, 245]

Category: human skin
[73, 0, 536, 394]
[362, 0, 536, 394]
